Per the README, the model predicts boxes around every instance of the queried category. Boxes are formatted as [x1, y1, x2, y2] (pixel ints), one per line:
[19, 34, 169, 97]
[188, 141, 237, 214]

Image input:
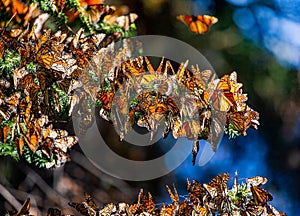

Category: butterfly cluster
[0, 0, 137, 168]
[0, 0, 138, 36]
[13, 173, 282, 216]
[95, 54, 260, 165]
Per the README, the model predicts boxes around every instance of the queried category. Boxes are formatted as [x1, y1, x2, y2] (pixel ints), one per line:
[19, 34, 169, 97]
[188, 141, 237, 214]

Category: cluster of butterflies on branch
[0, 0, 258, 168]
[9, 173, 286, 215]
[0, 0, 138, 35]
[94, 50, 260, 165]
[0, 0, 138, 168]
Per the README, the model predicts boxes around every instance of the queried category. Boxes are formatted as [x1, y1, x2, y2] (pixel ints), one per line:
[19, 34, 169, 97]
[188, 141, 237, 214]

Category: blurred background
[1, 0, 300, 215]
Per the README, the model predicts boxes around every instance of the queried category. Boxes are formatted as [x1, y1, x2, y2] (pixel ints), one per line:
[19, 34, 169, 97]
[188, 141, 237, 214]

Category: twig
[70, 150, 134, 195]
[0, 183, 22, 211]
[18, 164, 69, 206]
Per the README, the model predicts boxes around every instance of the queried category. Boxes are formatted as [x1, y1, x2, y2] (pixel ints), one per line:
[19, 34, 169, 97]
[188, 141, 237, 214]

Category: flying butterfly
[177, 15, 218, 34]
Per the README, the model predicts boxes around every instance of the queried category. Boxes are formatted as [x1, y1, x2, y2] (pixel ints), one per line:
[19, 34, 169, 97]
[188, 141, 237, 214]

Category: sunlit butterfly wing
[251, 185, 273, 205]
[15, 136, 25, 155]
[3, 125, 10, 143]
[166, 185, 180, 205]
[40, 137, 54, 158]
[53, 147, 70, 167]
[138, 190, 156, 213]
[68, 193, 99, 216]
[49, 128, 68, 139]
[116, 13, 138, 31]
[36, 46, 55, 69]
[54, 136, 78, 152]
[84, 192, 100, 212]
[187, 179, 207, 205]
[85, 0, 105, 5]
[24, 131, 39, 152]
[160, 203, 176, 216]
[193, 205, 209, 216]
[246, 176, 268, 188]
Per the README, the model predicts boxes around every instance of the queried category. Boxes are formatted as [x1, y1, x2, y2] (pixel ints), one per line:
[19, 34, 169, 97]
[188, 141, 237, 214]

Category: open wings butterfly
[177, 15, 218, 34]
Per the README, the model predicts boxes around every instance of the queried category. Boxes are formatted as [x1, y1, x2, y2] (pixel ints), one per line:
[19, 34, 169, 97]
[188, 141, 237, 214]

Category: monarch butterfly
[2, 125, 10, 143]
[5, 91, 21, 106]
[13, 197, 31, 216]
[84, 4, 115, 24]
[21, 126, 39, 152]
[0, 77, 10, 88]
[165, 97, 179, 116]
[17, 73, 34, 90]
[193, 205, 208, 216]
[3, 91, 21, 120]
[250, 185, 273, 205]
[54, 136, 78, 153]
[35, 29, 51, 51]
[40, 137, 54, 158]
[52, 146, 70, 167]
[227, 108, 259, 136]
[160, 203, 177, 216]
[68, 193, 99, 216]
[191, 66, 217, 88]
[97, 90, 115, 111]
[241, 204, 266, 216]
[177, 15, 218, 34]
[14, 136, 25, 155]
[205, 173, 230, 213]
[49, 128, 69, 139]
[25, 83, 40, 103]
[122, 56, 146, 79]
[36, 46, 55, 69]
[187, 179, 207, 205]
[203, 173, 229, 199]
[137, 189, 156, 212]
[246, 176, 268, 188]
[115, 13, 138, 31]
